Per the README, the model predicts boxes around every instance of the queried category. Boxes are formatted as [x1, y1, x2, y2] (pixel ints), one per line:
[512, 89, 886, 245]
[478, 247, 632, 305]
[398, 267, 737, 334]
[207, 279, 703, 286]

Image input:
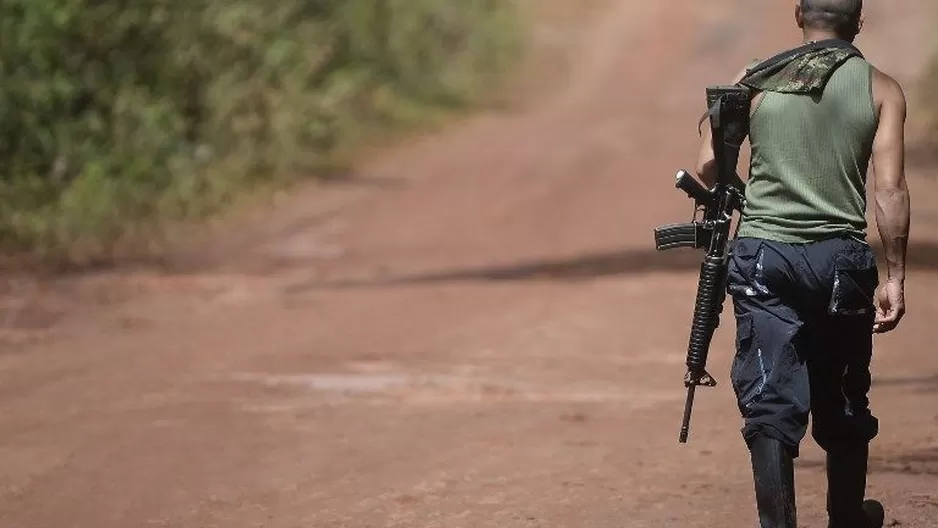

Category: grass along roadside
[0, 0, 524, 271]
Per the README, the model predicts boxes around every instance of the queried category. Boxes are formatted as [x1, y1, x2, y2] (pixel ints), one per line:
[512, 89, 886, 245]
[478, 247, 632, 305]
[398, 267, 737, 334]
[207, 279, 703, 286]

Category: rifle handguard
[685, 256, 727, 375]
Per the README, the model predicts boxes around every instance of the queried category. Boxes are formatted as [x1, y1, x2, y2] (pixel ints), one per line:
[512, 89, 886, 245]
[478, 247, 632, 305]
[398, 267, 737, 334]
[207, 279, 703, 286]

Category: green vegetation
[0, 0, 522, 266]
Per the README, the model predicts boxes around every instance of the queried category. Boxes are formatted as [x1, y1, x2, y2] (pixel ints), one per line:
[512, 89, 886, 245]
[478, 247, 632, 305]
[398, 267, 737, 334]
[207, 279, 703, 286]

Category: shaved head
[798, 0, 864, 39]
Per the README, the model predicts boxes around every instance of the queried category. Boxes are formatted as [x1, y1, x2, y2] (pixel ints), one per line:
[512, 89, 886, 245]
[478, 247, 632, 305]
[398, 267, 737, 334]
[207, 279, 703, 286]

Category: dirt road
[2, 1, 938, 527]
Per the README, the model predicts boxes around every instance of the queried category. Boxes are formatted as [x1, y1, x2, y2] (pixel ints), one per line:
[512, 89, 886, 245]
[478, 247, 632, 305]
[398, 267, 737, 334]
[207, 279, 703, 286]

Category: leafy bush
[0, 0, 521, 265]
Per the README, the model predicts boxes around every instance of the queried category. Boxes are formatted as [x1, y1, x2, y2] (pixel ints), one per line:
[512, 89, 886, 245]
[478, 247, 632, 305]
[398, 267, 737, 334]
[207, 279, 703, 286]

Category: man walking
[694, 1, 911, 527]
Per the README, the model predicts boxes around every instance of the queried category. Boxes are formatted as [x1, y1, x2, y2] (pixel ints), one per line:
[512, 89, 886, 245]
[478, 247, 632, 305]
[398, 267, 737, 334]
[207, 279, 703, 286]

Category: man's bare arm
[871, 72, 910, 282]
[695, 113, 719, 188]
[871, 69, 910, 333]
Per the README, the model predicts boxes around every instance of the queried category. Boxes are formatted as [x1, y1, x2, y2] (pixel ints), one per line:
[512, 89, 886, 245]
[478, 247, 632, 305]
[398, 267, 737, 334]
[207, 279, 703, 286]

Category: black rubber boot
[826, 444, 884, 528]
[750, 436, 798, 528]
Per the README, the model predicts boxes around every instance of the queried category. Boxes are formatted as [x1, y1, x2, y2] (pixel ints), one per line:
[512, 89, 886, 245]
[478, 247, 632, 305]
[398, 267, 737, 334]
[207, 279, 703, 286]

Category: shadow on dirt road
[285, 240, 938, 292]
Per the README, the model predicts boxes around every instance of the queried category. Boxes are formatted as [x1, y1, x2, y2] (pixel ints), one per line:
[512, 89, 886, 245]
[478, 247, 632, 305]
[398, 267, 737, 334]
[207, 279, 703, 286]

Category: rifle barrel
[679, 383, 697, 443]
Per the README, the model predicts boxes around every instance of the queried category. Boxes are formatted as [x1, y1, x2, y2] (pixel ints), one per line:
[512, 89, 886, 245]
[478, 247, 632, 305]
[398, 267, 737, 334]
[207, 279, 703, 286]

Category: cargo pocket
[828, 252, 879, 316]
[730, 313, 763, 411]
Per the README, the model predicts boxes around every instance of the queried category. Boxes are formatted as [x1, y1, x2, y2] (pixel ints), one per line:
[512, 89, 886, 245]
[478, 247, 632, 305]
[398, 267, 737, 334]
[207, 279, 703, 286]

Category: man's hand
[873, 278, 905, 334]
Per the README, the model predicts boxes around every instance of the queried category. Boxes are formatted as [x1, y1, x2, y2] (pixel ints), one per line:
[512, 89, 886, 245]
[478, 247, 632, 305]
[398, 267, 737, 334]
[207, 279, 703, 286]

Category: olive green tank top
[737, 56, 878, 243]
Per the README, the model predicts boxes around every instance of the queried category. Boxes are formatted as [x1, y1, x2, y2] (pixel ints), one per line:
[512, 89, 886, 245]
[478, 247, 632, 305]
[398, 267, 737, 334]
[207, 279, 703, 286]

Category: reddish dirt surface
[3, 2, 938, 527]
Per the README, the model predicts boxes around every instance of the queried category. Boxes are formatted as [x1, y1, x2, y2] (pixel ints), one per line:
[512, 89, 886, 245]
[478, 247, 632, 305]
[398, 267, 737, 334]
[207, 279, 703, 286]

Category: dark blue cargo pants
[726, 235, 880, 457]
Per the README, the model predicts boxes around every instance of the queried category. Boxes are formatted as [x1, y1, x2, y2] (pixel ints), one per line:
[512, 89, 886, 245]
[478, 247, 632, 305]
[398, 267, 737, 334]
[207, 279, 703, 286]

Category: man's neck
[802, 30, 847, 43]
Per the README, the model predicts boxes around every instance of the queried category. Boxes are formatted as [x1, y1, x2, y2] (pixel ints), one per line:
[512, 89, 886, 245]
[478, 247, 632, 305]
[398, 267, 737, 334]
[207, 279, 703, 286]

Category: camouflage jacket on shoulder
[739, 46, 863, 94]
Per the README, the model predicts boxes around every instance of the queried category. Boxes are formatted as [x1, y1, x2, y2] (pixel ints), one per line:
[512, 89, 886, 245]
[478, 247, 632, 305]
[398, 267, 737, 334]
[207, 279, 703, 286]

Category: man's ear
[856, 15, 865, 36]
[795, 4, 805, 29]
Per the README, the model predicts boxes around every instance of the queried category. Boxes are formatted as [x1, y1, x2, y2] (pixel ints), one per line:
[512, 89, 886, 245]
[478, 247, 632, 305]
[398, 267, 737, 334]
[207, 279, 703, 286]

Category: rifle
[653, 86, 750, 444]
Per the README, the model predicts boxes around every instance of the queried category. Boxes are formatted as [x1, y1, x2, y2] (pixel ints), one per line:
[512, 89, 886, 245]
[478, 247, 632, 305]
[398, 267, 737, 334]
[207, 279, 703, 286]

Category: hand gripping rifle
[653, 86, 750, 444]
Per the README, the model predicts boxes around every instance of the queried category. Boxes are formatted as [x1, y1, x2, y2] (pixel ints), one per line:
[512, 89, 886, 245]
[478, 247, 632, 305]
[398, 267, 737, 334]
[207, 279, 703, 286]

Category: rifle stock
[654, 85, 750, 444]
